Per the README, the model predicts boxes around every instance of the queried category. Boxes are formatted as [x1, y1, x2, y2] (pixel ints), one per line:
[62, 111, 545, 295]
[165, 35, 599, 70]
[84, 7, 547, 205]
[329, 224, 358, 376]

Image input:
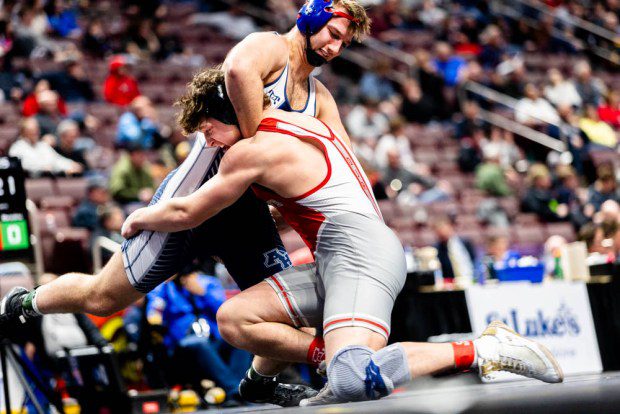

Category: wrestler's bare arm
[223, 32, 288, 138]
[121, 141, 267, 236]
[314, 79, 352, 147]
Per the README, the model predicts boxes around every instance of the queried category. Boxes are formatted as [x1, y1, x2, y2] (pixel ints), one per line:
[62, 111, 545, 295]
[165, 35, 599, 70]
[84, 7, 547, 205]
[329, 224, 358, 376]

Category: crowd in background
[0, 0, 618, 408]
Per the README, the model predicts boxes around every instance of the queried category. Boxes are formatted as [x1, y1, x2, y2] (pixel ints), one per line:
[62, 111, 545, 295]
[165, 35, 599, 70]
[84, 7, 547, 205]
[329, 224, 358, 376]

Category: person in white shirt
[543, 68, 582, 109]
[8, 117, 83, 176]
[515, 83, 561, 126]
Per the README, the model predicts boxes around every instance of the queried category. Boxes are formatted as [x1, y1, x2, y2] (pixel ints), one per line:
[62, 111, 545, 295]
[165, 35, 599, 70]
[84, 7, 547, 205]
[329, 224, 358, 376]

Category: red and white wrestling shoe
[475, 321, 564, 383]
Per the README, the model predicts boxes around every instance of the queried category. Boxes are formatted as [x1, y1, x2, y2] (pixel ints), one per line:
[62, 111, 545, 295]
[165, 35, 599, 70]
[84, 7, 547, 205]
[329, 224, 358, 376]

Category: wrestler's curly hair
[174, 65, 270, 136]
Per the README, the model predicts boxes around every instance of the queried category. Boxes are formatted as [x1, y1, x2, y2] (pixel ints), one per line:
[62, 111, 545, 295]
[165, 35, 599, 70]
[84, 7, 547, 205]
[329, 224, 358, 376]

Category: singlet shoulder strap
[258, 117, 335, 141]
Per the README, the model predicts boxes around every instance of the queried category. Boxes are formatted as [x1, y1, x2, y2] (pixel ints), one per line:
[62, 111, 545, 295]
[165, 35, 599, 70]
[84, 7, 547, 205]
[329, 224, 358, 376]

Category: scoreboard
[0, 156, 32, 258]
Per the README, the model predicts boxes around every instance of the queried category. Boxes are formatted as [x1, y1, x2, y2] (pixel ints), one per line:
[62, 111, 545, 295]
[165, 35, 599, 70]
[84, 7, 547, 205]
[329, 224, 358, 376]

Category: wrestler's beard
[305, 33, 328, 67]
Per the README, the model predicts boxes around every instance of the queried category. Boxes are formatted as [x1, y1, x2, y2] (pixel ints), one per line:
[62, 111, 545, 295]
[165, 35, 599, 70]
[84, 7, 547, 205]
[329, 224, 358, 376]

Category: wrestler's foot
[299, 382, 339, 406]
[476, 321, 564, 383]
[238, 369, 318, 407]
[0, 287, 39, 334]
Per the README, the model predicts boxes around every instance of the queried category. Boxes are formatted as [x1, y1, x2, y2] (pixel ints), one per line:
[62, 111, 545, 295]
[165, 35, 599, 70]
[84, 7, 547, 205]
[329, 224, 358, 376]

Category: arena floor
[204, 371, 620, 413]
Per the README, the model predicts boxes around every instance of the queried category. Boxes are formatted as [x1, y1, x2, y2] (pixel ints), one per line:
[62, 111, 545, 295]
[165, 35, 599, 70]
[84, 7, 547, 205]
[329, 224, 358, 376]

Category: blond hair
[333, 0, 371, 41]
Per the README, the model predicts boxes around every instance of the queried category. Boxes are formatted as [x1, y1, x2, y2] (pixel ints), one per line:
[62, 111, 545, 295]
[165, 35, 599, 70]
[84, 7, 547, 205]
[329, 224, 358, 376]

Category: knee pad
[327, 345, 374, 402]
[328, 344, 411, 402]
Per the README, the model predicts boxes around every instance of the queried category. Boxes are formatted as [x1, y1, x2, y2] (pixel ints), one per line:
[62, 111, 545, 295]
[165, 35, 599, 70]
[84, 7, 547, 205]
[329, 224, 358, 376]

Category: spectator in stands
[14, 1, 53, 53]
[455, 100, 485, 140]
[359, 59, 396, 102]
[381, 148, 435, 199]
[103, 55, 141, 107]
[72, 178, 111, 231]
[123, 20, 161, 61]
[521, 163, 569, 222]
[457, 128, 484, 172]
[579, 104, 618, 149]
[554, 164, 589, 229]
[399, 76, 436, 124]
[81, 19, 111, 58]
[109, 144, 154, 206]
[543, 68, 582, 109]
[515, 83, 561, 127]
[478, 25, 507, 69]
[587, 164, 620, 212]
[556, 104, 586, 174]
[414, 49, 448, 117]
[54, 119, 88, 171]
[41, 59, 95, 103]
[483, 233, 519, 279]
[432, 42, 466, 87]
[475, 143, 515, 197]
[153, 21, 183, 61]
[374, 116, 417, 172]
[345, 98, 389, 143]
[431, 215, 476, 286]
[146, 269, 252, 400]
[35, 89, 65, 136]
[9, 117, 82, 176]
[22, 79, 68, 117]
[573, 60, 606, 106]
[92, 205, 125, 261]
[45, 0, 81, 39]
[598, 90, 620, 128]
[116, 95, 165, 149]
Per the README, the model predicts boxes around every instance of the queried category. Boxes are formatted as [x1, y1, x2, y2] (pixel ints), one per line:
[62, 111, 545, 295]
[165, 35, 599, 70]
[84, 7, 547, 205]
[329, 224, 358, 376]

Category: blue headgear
[297, 0, 359, 35]
[296, 0, 359, 67]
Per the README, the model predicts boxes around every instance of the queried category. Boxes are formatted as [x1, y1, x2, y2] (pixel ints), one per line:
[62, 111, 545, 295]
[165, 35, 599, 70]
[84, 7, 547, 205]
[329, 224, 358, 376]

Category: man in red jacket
[103, 55, 140, 106]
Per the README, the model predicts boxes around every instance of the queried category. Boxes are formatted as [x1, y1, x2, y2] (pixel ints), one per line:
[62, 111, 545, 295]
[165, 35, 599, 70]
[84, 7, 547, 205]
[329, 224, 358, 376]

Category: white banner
[465, 281, 602, 381]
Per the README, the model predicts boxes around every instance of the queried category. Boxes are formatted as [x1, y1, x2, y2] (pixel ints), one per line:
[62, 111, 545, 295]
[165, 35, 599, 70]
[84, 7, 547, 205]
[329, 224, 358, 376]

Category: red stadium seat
[40, 195, 77, 212]
[25, 178, 57, 205]
[56, 177, 89, 201]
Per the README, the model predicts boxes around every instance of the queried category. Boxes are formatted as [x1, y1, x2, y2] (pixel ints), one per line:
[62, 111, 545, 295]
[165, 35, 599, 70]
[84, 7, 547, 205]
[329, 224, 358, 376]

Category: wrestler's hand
[121, 208, 144, 238]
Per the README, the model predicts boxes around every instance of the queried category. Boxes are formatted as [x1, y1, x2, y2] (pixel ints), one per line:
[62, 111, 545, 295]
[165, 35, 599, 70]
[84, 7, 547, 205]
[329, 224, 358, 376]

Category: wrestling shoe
[0, 287, 39, 334]
[475, 321, 564, 383]
[238, 369, 318, 407]
[299, 382, 340, 406]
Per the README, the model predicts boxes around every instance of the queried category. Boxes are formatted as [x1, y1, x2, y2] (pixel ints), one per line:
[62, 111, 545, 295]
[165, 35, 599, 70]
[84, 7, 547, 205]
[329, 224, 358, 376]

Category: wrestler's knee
[216, 298, 248, 347]
[327, 345, 374, 402]
[327, 344, 409, 402]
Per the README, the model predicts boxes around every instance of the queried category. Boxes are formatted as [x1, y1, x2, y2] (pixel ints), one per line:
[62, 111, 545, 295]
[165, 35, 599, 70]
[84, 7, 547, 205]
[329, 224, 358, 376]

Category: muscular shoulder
[225, 32, 288, 75]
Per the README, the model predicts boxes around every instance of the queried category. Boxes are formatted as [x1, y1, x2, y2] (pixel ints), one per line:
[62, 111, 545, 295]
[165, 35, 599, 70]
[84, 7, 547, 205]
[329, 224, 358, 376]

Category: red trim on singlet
[269, 275, 301, 327]
[257, 118, 332, 200]
[314, 118, 383, 220]
[324, 317, 389, 337]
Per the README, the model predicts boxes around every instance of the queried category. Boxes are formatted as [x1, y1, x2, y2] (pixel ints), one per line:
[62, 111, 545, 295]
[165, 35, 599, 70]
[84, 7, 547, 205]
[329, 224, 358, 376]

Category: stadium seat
[25, 178, 57, 205]
[56, 177, 89, 200]
[40, 195, 77, 212]
[546, 222, 576, 242]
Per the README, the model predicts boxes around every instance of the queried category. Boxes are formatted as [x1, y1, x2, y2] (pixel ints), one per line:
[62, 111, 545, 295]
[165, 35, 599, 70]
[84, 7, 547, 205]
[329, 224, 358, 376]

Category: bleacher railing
[491, 0, 620, 65]
[458, 81, 567, 153]
[26, 199, 45, 278]
[92, 236, 121, 273]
